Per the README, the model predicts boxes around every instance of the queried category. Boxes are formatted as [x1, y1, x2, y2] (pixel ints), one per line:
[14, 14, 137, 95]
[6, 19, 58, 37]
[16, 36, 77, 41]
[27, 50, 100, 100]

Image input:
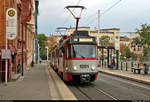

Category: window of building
[131, 43, 136, 51]
[138, 44, 142, 51]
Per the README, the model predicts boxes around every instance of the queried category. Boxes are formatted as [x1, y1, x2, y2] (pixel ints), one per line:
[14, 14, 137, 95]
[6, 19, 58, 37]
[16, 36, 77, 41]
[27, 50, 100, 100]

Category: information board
[1, 49, 11, 59]
[6, 8, 17, 40]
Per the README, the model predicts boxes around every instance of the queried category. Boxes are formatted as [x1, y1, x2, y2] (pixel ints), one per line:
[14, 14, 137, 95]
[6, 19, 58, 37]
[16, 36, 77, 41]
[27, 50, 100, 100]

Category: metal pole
[38, 44, 40, 63]
[107, 48, 110, 67]
[47, 47, 48, 62]
[116, 50, 119, 70]
[5, 27, 8, 85]
[4, 0, 8, 85]
[97, 9, 100, 46]
[102, 48, 104, 68]
[21, 22, 24, 76]
[31, 38, 34, 67]
[75, 18, 80, 31]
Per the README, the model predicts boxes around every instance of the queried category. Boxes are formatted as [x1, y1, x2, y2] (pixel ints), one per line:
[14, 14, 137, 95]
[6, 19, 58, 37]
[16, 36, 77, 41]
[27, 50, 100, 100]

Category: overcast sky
[38, 0, 150, 36]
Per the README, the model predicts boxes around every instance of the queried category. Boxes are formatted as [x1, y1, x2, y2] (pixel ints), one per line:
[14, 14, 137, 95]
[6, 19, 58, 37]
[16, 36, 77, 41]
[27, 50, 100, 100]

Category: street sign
[115, 32, 120, 50]
[6, 8, 17, 40]
[1, 49, 11, 59]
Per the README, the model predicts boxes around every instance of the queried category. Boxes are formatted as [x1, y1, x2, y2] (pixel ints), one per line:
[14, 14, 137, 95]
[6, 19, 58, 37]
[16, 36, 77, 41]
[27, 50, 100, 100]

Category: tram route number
[80, 65, 89, 68]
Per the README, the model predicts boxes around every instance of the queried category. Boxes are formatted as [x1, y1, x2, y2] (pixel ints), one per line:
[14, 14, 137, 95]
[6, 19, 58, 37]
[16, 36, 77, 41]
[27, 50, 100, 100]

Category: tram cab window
[72, 44, 97, 58]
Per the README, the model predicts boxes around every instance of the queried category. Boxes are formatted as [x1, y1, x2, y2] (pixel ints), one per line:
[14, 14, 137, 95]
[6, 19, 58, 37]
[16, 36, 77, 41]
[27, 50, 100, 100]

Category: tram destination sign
[79, 38, 93, 42]
[6, 8, 17, 40]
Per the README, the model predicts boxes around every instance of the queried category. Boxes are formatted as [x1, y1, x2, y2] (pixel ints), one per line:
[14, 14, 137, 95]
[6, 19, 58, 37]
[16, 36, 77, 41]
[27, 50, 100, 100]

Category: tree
[123, 46, 132, 60]
[47, 36, 58, 51]
[99, 36, 110, 46]
[120, 43, 126, 55]
[130, 53, 137, 61]
[37, 34, 47, 48]
[132, 37, 141, 45]
[37, 34, 47, 60]
[136, 24, 150, 48]
[133, 24, 150, 59]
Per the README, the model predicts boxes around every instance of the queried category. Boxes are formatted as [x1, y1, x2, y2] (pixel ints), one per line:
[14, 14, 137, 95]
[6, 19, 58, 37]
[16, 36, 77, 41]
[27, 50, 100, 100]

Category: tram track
[69, 82, 118, 100]
[95, 88, 118, 100]
[51, 65, 119, 100]
[75, 85, 93, 100]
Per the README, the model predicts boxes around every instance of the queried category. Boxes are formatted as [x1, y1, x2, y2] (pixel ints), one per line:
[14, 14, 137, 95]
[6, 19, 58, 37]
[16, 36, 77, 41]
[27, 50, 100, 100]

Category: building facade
[0, 0, 37, 82]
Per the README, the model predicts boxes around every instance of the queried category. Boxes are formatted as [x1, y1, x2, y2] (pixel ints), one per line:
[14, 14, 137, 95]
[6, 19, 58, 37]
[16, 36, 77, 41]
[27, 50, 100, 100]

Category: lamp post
[38, 44, 41, 63]
[45, 46, 48, 62]
[21, 22, 34, 77]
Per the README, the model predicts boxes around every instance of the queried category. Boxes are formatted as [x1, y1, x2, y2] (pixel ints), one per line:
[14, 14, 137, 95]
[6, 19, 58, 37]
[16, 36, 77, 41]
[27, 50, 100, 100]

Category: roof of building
[90, 31, 115, 34]
[120, 36, 130, 41]
[66, 26, 90, 29]
[100, 28, 120, 30]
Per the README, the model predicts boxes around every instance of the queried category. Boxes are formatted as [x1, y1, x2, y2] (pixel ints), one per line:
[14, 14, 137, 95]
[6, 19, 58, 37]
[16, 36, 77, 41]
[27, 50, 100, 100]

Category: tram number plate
[80, 65, 89, 68]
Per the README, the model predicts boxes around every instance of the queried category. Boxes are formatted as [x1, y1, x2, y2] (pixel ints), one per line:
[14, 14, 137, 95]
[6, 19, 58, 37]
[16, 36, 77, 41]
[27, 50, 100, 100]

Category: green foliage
[37, 34, 47, 48]
[100, 36, 110, 46]
[37, 33, 47, 60]
[122, 46, 132, 60]
[130, 53, 137, 60]
[40, 48, 47, 60]
[132, 37, 141, 45]
[135, 24, 150, 57]
[136, 24, 150, 47]
[120, 55, 126, 61]
[143, 47, 150, 56]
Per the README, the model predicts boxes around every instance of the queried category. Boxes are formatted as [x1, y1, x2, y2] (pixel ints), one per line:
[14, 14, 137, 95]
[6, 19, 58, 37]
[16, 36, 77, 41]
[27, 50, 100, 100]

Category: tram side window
[67, 45, 72, 58]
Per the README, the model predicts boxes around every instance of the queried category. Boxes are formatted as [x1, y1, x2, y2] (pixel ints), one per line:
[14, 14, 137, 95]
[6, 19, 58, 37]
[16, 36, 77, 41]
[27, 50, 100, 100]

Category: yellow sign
[115, 36, 119, 39]
[8, 10, 15, 17]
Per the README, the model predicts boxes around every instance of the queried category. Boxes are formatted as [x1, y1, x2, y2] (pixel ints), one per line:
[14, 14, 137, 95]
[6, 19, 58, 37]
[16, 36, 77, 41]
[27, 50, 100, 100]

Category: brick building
[0, 0, 36, 82]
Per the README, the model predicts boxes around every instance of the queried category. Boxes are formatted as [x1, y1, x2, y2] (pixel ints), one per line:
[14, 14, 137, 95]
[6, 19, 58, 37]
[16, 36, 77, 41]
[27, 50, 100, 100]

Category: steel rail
[95, 88, 118, 100]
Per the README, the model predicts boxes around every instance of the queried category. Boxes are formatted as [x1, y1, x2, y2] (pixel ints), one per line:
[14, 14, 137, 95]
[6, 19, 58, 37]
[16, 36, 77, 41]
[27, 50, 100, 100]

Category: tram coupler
[80, 74, 90, 83]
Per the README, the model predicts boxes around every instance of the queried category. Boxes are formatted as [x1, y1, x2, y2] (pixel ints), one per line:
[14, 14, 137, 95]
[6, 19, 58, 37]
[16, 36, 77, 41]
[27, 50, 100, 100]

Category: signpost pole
[5, 8, 17, 84]
[21, 22, 24, 77]
[115, 32, 120, 70]
[5, 32, 8, 85]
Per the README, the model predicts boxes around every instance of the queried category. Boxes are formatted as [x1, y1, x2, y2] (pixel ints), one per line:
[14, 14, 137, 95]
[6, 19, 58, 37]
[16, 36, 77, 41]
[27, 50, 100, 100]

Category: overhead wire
[80, 11, 97, 26]
[84, 0, 122, 26]
[101, 0, 122, 15]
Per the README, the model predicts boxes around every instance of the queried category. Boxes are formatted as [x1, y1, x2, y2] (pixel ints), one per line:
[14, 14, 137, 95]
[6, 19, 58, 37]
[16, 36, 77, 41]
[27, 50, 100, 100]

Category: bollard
[144, 64, 148, 75]
[126, 62, 128, 71]
[31, 61, 34, 67]
[131, 61, 133, 67]
[121, 61, 123, 70]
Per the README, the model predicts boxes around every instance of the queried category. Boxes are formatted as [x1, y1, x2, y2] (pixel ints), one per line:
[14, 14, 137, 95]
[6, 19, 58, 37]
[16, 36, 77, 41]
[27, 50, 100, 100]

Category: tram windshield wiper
[78, 54, 85, 58]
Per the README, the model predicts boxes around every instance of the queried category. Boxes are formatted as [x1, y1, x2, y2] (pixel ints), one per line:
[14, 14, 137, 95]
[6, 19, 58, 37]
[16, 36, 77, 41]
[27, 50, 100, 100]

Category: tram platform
[0, 63, 76, 100]
[98, 67, 150, 85]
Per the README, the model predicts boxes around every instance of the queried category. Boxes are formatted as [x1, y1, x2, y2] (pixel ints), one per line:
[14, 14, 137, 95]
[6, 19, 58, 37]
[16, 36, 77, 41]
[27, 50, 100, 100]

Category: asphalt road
[67, 73, 150, 100]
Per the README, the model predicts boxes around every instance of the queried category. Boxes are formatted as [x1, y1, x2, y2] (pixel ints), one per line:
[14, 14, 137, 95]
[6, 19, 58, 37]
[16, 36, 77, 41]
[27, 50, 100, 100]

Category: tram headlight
[91, 66, 96, 71]
[66, 67, 68, 71]
[73, 66, 77, 71]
